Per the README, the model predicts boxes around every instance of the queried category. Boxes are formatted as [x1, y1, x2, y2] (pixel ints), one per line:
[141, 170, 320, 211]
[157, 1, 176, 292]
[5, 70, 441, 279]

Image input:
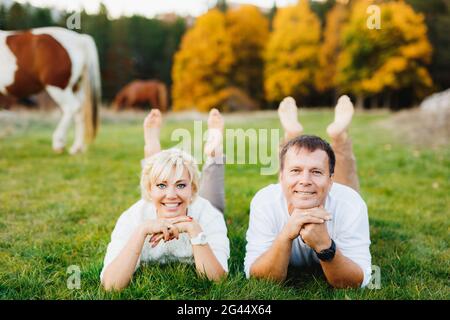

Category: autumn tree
[226, 5, 269, 103]
[172, 9, 234, 111]
[336, 0, 433, 108]
[264, 0, 321, 104]
[316, 2, 350, 94]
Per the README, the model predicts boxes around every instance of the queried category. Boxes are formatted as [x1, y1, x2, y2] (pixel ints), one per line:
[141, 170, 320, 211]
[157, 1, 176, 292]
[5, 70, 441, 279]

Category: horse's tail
[81, 34, 101, 144]
[157, 82, 168, 112]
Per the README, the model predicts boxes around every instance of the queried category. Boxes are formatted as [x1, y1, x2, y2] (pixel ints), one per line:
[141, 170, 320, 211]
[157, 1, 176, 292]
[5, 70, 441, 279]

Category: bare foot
[144, 109, 162, 158]
[53, 147, 65, 154]
[327, 95, 354, 141]
[204, 108, 224, 158]
[278, 97, 303, 141]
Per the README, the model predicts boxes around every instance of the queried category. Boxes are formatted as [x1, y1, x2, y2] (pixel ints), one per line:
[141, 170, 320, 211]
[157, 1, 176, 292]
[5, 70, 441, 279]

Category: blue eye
[176, 183, 186, 189]
[157, 184, 166, 189]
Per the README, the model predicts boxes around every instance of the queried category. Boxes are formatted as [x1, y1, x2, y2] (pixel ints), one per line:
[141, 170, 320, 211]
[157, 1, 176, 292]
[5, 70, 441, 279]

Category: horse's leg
[70, 87, 87, 154]
[46, 86, 82, 154]
[70, 109, 85, 154]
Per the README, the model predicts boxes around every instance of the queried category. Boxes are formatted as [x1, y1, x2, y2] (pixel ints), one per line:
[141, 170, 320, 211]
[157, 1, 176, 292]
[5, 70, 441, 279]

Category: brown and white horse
[0, 27, 101, 154]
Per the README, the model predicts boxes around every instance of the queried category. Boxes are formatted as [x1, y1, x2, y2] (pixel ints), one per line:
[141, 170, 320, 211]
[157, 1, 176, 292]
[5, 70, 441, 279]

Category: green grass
[0, 110, 449, 299]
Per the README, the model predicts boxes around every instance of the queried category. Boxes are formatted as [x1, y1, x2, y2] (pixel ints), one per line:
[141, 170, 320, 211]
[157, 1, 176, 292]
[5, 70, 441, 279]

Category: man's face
[280, 147, 333, 210]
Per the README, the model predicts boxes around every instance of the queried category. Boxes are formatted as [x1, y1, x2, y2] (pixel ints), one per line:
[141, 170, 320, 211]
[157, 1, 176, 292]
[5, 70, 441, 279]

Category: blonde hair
[140, 148, 200, 202]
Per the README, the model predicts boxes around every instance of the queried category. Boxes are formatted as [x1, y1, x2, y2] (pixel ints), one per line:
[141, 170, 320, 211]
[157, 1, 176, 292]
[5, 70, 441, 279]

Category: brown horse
[112, 80, 168, 112]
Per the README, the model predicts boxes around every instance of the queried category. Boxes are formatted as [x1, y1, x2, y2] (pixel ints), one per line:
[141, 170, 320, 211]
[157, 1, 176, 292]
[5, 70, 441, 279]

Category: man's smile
[294, 190, 316, 195]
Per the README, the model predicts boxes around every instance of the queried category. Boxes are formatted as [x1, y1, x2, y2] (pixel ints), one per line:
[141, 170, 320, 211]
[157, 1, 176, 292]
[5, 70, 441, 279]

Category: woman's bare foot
[278, 97, 303, 141]
[327, 95, 354, 141]
[204, 108, 224, 158]
[144, 109, 162, 158]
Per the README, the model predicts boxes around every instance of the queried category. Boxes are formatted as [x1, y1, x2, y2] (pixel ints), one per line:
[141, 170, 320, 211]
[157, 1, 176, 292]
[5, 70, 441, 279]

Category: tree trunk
[356, 94, 364, 109]
[383, 92, 391, 109]
[371, 95, 378, 109]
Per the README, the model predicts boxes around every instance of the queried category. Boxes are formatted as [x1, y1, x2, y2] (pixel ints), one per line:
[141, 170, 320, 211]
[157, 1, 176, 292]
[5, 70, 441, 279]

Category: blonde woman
[101, 109, 228, 291]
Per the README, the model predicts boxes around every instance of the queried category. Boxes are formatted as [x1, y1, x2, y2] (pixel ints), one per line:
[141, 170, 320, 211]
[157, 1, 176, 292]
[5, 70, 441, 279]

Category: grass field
[0, 109, 449, 299]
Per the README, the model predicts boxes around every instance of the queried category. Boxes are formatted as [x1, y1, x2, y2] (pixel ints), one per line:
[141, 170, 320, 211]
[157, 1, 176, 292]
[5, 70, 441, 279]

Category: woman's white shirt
[100, 197, 229, 281]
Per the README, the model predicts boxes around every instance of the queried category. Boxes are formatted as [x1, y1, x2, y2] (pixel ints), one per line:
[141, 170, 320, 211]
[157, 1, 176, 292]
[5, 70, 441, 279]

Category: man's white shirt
[244, 182, 372, 287]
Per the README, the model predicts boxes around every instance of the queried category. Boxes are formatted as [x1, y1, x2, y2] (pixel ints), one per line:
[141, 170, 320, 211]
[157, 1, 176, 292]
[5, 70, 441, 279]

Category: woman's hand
[147, 218, 203, 247]
[143, 216, 192, 247]
[174, 219, 202, 238]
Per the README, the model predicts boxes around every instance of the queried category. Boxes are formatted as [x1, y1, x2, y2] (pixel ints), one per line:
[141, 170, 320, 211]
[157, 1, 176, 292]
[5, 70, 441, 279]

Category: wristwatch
[190, 232, 208, 246]
[314, 239, 336, 262]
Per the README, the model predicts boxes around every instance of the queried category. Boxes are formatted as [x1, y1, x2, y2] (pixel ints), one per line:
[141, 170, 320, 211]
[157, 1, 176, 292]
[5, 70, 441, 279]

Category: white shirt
[100, 196, 230, 281]
[244, 183, 372, 287]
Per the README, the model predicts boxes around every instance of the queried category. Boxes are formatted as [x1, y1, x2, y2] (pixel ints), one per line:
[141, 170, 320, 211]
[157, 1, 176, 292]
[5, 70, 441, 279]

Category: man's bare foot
[278, 97, 303, 141]
[204, 108, 224, 158]
[144, 109, 162, 158]
[327, 95, 354, 141]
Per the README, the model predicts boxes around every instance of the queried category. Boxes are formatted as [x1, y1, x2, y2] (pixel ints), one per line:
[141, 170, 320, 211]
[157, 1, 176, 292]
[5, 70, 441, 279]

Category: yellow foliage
[337, 0, 433, 97]
[226, 5, 269, 103]
[172, 9, 234, 112]
[316, 3, 350, 92]
[264, 0, 321, 103]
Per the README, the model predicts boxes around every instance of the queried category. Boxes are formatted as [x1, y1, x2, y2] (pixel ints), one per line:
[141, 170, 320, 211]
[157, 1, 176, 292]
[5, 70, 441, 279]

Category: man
[244, 96, 371, 288]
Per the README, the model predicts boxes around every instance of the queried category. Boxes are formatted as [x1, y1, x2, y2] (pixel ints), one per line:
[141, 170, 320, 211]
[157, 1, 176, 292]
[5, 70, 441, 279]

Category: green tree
[216, 0, 228, 13]
[103, 17, 134, 101]
[267, 1, 277, 29]
[6, 2, 31, 30]
[0, 4, 7, 29]
[30, 7, 53, 28]
[407, 0, 450, 91]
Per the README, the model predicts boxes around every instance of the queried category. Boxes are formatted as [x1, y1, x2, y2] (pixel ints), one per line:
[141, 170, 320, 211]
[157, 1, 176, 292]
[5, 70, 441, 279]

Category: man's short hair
[279, 135, 336, 176]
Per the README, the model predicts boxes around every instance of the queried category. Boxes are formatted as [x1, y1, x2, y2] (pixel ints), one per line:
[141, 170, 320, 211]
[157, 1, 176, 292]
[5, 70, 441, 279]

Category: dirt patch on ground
[379, 107, 450, 148]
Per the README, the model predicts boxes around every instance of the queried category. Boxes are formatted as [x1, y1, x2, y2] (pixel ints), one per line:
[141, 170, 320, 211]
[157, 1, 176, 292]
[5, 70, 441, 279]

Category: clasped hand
[284, 206, 332, 252]
[143, 216, 201, 247]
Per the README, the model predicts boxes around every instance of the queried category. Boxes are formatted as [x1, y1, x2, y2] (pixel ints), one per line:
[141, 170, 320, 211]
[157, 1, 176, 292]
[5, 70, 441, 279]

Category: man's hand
[281, 207, 331, 241]
[298, 207, 332, 252]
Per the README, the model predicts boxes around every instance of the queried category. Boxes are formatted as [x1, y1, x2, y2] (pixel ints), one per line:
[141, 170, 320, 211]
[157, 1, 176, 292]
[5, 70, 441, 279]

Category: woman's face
[150, 168, 193, 219]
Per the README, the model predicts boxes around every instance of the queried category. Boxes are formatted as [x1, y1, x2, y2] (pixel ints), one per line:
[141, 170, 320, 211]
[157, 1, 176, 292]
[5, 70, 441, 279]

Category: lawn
[0, 109, 449, 299]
